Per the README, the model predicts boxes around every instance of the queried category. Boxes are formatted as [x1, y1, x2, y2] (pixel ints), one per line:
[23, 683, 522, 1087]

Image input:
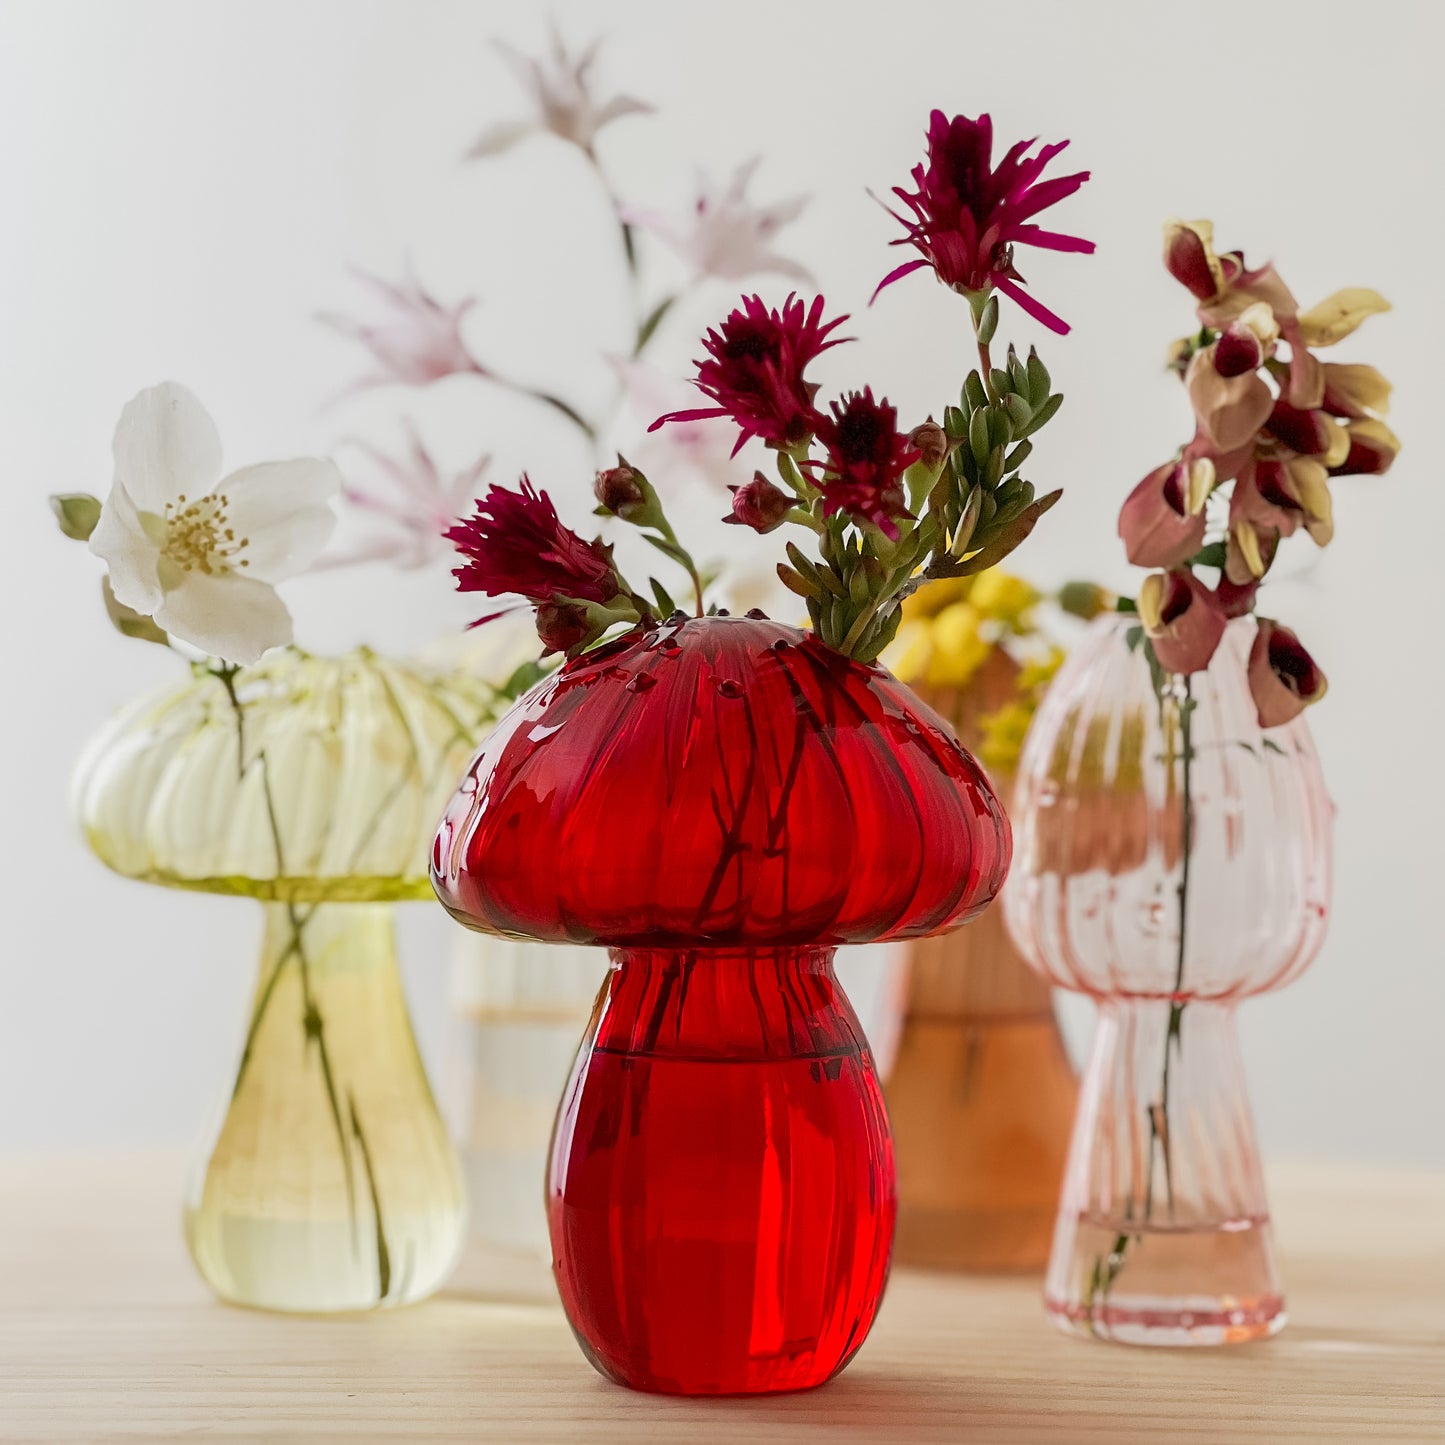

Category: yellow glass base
[184, 901, 464, 1311]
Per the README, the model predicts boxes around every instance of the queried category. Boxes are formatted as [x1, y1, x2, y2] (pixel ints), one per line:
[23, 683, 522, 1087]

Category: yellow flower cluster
[978, 649, 1064, 774]
[890, 571, 1042, 690]
[887, 569, 1071, 775]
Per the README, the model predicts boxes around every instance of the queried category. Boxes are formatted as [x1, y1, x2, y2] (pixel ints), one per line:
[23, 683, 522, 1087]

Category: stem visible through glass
[211, 661, 393, 1302]
[1083, 668, 1194, 1330]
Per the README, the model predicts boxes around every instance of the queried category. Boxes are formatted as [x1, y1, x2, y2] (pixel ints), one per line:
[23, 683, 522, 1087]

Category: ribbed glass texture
[433, 616, 1010, 947]
[434, 615, 1009, 1393]
[550, 946, 894, 1395]
[1005, 616, 1332, 1001]
[75, 648, 495, 900]
[75, 649, 494, 1310]
[1003, 615, 1334, 1343]
[186, 902, 465, 1310]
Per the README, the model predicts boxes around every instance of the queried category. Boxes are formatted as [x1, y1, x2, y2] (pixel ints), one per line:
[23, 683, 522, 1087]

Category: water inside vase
[1046, 1211, 1283, 1345]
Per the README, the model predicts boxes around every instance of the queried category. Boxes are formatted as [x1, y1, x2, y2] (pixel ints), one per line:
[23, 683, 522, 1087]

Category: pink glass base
[1043, 999, 1287, 1347]
[1044, 1210, 1285, 1345]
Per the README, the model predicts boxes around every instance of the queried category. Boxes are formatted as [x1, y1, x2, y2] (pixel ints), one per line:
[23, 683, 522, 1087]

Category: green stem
[478, 375, 597, 443]
[209, 661, 391, 1299]
[970, 299, 997, 402]
[654, 519, 704, 616]
[1147, 676, 1194, 1221]
[349, 1091, 392, 1300]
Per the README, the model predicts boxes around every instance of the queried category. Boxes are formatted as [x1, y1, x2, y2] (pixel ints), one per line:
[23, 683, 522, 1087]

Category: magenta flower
[650, 293, 849, 454]
[876, 110, 1094, 333]
[319, 265, 485, 391]
[1248, 619, 1328, 728]
[446, 477, 619, 610]
[811, 389, 919, 539]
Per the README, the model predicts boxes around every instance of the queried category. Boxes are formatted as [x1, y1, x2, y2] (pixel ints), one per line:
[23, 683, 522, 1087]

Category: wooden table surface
[1, 1154, 1442, 1443]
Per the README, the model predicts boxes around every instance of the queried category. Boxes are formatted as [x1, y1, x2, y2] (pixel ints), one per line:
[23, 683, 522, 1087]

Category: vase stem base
[1044, 1210, 1285, 1346]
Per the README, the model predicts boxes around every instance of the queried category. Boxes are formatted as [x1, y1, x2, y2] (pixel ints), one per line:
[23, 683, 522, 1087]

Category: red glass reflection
[434, 617, 1009, 947]
[433, 616, 1010, 1395]
[550, 946, 894, 1395]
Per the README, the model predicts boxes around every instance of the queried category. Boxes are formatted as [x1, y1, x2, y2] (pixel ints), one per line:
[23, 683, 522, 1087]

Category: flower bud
[1212, 326, 1263, 378]
[1213, 571, 1261, 620]
[908, 420, 949, 471]
[1212, 304, 1276, 377]
[1187, 347, 1275, 451]
[1139, 569, 1226, 675]
[1163, 219, 1224, 301]
[1329, 418, 1400, 477]
[1057, 581, 1115, 620]
[535, 600, 593, 656]
[1248, 619, 1327, 728]
[593, 464, 648, 521]
[1264, 401, 1342, 459]
[1117, 462, 1206, 569]
[724, 472, 793, 534]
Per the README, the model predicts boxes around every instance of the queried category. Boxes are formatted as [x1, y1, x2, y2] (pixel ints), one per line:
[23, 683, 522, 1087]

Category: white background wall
[1, 0, 1440, 1165]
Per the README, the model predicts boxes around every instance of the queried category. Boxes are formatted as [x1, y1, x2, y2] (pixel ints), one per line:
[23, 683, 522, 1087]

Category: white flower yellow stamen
[89, 382, 340, 663]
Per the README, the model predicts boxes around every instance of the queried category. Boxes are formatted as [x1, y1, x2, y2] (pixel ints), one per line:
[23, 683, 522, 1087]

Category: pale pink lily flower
[318, 265, 485, 392]
[466, 28, 651, 159]
[622, 159, 812, 283]
[319, 421, 491, 570]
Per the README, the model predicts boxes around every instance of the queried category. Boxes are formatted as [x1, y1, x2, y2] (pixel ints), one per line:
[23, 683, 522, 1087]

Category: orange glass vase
[887, 655, 1077, 1272]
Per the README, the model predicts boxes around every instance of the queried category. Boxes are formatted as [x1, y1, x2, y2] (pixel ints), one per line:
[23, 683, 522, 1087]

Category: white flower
[622, 159, 811, 283]
[318, 265, 484, 392]
[89, 383, 340, 663]
[466, 27, 651, 159]
[320, 420, 490, 570]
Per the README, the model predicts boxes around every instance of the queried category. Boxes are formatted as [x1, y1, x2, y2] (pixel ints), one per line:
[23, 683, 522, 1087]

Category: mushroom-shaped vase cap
[76, 649, 496, 902]
[433, 616, 1010, 947]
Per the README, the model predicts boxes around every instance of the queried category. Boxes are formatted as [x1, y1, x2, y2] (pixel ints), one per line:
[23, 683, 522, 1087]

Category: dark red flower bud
[535, 600, 593, 656]
[594, 464, 647, 520]
[1248, 619, 1327, 728]
[1329, 419, 1400, 477]
[1264, 401, 1341, 459]
[1163, 220, 1224, 301]
[1213, 572, 1261, 620]
[1212, 325, 1264, 377]
[724, 473, 793, 534]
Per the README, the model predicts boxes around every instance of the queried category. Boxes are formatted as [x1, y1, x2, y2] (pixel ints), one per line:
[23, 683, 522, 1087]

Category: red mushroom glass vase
[432, 614, 1010, 1395]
